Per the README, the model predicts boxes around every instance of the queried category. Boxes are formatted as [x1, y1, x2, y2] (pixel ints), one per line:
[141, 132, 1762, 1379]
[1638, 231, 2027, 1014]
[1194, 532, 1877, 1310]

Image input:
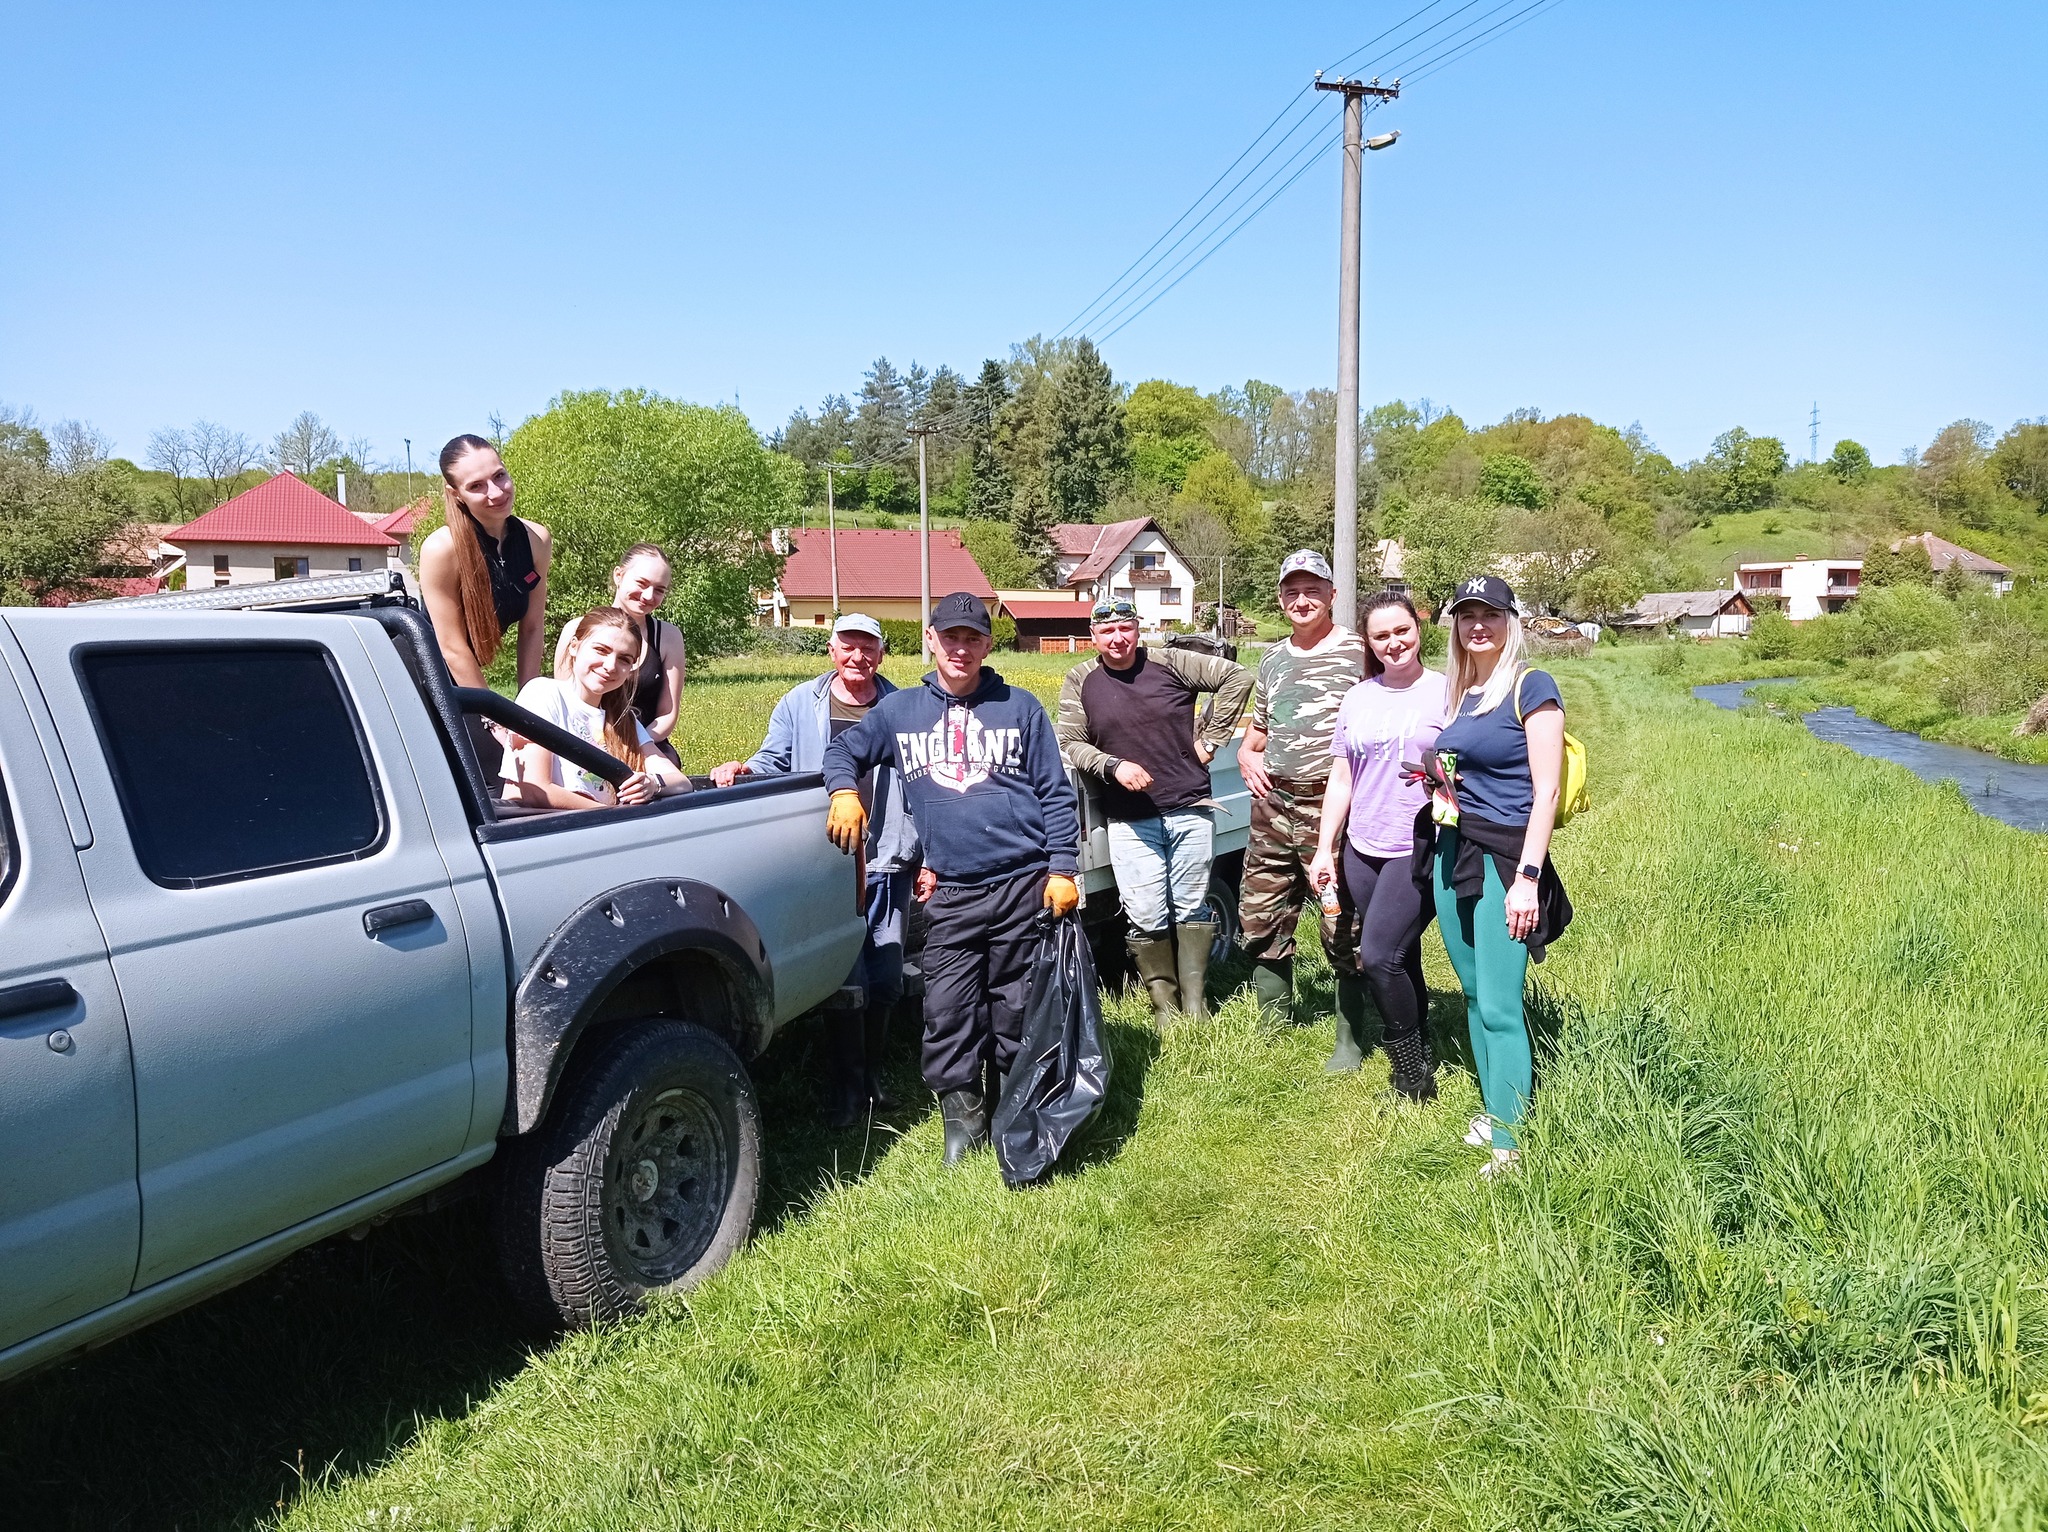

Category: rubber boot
[1127, 931, 1181, 1025]
[1174, 919, 1218, 1021]
[1382, 1027, 1439, 1104]
[1326, 972, 1372, 1073]
[1251, 956, 1295, 1023]
[940, 1088, 989, 1167]
[862, 1002, 898, 1112]
[822, 1010, 866, 1129]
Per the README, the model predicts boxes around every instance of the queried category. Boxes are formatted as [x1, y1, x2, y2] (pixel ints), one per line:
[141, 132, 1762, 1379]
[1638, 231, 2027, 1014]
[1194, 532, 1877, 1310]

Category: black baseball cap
[1445, 574, 1517, 614]
[928, 591, 992, 634]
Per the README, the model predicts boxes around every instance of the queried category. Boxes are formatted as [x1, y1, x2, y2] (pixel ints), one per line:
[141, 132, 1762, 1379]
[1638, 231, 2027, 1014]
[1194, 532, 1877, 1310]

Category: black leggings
[1340, 844, 1430, 1044]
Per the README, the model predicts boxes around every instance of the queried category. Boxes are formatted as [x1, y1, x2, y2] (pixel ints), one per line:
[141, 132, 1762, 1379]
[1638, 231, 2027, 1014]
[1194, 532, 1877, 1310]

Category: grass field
[5, 645, 2048, 1529]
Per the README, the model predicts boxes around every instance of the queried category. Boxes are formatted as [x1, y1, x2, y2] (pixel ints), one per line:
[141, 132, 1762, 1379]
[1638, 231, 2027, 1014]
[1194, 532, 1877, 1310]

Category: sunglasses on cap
[1091, 598, 1138, 622]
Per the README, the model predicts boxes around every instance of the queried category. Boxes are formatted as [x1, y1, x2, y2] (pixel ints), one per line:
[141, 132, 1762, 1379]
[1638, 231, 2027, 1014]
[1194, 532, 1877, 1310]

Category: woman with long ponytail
[418, 433, 552, 771]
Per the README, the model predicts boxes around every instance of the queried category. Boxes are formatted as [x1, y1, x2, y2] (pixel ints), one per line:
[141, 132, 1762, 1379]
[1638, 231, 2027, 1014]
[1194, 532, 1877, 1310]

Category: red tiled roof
[1049, 517, 1157, 586]
[1892, 531, 2011, 575]
[1005, 599, 1098, 621]
[779, 527, 992, 600]
[374, 497, 430, 538]
[165, 473, 396, 549]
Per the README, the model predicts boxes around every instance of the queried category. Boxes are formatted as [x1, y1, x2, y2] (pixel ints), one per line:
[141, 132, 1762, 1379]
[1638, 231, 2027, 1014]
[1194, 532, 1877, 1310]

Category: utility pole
[909, 427, 935, 661]
[1810, 403, 1820, 465]
[1315, 73, 1399, 631]
[826, 465, 840, 615]
[404, 439, 414, 504]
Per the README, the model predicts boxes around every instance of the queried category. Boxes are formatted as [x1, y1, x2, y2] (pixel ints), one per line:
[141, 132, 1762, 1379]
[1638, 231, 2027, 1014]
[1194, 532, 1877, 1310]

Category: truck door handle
[363, 899, 436, 936]
[0, 978, 78, 1021]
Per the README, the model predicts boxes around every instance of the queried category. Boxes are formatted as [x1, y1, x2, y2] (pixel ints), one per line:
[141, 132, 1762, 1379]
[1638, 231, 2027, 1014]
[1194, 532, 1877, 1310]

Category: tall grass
[7, 646, 2046, 1528]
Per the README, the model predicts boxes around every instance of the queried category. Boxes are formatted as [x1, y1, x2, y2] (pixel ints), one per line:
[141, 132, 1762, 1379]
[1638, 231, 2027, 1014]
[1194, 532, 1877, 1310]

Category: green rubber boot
[1174, 919, 1218, 1022]
[1326, 973, 1371, 1073]
[1126, 932, 1181, 1025]
[1251, 956, 1295, 1023]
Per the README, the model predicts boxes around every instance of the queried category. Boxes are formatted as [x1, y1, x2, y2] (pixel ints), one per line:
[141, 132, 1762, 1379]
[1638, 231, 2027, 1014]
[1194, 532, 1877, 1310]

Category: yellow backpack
[1515, 669, 1590, 826]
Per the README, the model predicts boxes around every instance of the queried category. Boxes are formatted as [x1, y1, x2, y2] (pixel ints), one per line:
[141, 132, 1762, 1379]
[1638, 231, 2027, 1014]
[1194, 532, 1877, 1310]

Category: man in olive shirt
[1237, 550, 1368, 1026]
[1057, 597, 1253, 1022]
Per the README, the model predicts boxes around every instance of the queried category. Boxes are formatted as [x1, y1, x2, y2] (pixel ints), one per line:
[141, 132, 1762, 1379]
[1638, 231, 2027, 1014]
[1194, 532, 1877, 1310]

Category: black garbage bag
[992, 912, 1111, 1188]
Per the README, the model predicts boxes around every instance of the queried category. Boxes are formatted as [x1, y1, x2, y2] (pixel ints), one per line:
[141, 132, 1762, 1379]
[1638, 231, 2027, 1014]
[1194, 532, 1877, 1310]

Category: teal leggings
[1432, 828, 1532, 1149]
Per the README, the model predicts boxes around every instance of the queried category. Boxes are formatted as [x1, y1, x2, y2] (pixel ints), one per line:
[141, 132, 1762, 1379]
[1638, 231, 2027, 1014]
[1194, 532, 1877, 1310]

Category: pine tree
[962, 360, 1013, 523]
[1047, 339, 1130, 523]
[1006, 377, 1061, 584]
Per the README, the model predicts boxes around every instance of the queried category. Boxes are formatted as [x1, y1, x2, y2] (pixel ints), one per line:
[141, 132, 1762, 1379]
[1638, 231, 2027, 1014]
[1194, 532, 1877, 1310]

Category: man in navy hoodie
[823, 591, 1082, 1166]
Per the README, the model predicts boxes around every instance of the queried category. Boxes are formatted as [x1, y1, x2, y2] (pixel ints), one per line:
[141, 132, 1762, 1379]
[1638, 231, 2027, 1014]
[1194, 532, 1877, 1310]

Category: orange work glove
[1043, 873, 1080, 917]
[825, 790, 868, 854]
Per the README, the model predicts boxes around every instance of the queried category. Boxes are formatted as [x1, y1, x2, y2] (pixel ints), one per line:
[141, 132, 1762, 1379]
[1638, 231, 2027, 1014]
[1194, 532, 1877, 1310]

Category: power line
[1403, 0, 1566, 82]
[1322, 0, 1466, 74]
[1379, 0, 1533, 77]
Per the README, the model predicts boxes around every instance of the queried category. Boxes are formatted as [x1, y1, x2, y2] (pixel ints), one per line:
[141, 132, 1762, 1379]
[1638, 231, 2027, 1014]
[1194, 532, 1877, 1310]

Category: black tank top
[469, 515, 537, 631]
[630, 618, 669, 727]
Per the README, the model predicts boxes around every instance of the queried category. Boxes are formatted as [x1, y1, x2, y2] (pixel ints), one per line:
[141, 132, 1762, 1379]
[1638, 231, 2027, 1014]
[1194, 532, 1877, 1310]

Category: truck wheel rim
[604, 1087, 728, 1284]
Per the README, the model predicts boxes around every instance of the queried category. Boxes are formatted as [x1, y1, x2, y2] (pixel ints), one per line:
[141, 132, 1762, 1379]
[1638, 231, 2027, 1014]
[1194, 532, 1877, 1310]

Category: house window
[1131, 552, 1162, 570]
[814, 614, 827, 625]
[213, 554, 230, 587]
[274, 556, 309, 581]
[79, 645, 385, 887]
[347, 557, 362, 572]
[1114, 586, 1135, 601]
[1160, 587, 1182, 605]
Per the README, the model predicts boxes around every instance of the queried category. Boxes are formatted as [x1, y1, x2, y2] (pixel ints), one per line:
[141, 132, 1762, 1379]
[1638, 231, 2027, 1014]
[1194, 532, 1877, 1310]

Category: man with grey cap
[1236, 549, 1368, 1027]
[711, 612, 920, 1127]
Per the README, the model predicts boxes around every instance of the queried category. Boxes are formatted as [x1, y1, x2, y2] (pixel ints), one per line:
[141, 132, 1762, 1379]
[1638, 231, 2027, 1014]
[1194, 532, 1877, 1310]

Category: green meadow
[5, 644, 2047, 1529]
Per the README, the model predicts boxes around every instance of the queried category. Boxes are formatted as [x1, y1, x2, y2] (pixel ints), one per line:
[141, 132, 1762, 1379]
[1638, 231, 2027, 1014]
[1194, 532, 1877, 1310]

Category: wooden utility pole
[909, 427, 935, 660]
[826, 465, 840, 615]
[1316, 73, 1399, 631]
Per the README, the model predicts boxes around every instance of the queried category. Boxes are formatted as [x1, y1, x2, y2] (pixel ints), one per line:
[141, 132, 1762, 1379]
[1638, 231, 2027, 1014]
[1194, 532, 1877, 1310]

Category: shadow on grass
[0, 1014, 926, 1531]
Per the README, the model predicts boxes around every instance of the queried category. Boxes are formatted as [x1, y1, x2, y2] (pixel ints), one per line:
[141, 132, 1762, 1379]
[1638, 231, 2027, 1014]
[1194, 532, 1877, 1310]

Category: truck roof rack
[80, 569, 417, 614]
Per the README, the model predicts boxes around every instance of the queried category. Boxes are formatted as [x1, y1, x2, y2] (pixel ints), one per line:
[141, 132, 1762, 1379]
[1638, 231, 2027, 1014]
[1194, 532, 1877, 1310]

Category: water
[1693, 680, 2048, 832]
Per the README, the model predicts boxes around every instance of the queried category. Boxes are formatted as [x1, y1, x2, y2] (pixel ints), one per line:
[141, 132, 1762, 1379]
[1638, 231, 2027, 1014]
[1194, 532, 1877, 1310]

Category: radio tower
[1810, 403, 1820, 464]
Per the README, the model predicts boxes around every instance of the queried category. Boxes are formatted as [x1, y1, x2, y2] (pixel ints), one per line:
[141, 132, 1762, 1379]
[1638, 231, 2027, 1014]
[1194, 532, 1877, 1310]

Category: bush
[876, 614, 1017, 656]
[1838, 583, 1961, 658]
[751, 626, 831, 656]
[1748, 608, 1796, 658]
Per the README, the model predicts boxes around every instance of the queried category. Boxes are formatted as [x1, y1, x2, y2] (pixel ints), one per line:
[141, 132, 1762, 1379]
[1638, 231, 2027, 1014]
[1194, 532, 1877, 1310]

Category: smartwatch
[1518, 862, 1541, 882]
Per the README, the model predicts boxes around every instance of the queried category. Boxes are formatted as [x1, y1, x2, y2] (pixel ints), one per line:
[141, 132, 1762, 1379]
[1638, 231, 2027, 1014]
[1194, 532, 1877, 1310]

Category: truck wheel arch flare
[507, 879, 773, 1135]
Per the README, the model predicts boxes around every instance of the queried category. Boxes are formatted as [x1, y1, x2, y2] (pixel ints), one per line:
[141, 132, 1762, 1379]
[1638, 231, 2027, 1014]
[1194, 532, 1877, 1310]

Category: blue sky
[2, 1, 2041, 470]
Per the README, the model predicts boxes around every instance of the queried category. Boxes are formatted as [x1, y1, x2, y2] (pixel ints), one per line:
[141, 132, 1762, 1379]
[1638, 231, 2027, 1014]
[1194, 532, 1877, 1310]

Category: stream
[1692, 680, 2048, 832]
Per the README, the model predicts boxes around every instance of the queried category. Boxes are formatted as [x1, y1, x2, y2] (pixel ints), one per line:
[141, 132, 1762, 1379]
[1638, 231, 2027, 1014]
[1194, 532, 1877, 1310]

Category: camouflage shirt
[1252, 626, 1367, 782]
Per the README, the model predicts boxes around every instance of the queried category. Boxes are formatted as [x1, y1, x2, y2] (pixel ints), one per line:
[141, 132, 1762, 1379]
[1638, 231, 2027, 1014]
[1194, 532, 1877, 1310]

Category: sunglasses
[1090, 599, 1138, 621]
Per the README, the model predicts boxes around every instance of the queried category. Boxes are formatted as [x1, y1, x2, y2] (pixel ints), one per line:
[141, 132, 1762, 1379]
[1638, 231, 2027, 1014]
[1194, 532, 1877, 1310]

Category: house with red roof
[766, 526, 994, 627]
[1048, 517, 1198, 632]
[164, 472, 397, 589]
[370, 496, 432, 568]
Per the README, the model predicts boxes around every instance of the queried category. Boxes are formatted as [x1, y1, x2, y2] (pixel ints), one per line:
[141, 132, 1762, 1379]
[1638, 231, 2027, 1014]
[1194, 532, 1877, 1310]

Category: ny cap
[1277, 548, 1334, 585]
[831, 611, 885, 641]
[928, 591, 992, 634]
[1445, 573, 1517, 614]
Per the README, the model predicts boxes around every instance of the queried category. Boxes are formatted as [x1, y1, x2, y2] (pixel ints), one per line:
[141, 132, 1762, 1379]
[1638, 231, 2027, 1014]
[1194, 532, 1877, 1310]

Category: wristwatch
[1517, 862, 1541, 882]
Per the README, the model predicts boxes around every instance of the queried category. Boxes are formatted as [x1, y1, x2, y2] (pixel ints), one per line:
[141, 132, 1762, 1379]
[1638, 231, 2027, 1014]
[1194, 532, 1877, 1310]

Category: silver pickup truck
[0, 573, 864, 1381]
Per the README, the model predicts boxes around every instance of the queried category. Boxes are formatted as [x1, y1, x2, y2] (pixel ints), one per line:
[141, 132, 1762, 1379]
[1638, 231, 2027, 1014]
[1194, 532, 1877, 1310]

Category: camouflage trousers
[1237, 776, 1359, 973]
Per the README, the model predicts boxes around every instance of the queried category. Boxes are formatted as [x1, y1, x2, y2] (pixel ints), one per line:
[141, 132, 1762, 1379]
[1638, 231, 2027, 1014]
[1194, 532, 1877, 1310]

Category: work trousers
[1340, 844, 1430, 1047]
[1431, 826, 1533, 1149]
[1106, 807, 1214, 934]
[1238, 778, 1358, 973]
[833, 867, 916, 1012]
[919, 868, 1047, 1096]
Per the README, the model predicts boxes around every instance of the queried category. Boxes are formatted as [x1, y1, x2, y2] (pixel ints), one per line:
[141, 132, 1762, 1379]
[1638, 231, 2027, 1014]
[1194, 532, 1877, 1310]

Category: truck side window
[81, 645, 386, 888]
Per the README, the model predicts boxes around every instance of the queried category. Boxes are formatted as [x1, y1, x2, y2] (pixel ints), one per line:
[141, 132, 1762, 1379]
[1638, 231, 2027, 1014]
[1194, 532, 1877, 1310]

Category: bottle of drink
[1318, 877, 1343, 916]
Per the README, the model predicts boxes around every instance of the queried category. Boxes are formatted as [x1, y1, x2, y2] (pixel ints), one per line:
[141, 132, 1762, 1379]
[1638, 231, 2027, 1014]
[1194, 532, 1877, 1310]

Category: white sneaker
[1463, 1114, 1492, 1148]
[1479, 1148, 1521, 1182]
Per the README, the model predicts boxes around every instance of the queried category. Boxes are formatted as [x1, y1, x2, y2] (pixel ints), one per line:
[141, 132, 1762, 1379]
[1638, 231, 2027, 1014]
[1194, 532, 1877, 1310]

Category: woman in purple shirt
[1309, 591, 1448, 1098]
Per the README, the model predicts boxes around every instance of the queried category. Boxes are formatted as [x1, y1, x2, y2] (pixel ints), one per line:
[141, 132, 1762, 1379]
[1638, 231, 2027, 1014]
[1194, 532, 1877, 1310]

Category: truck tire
[493, 1020, 760, 1330]
[1204, 863, 1243, 965]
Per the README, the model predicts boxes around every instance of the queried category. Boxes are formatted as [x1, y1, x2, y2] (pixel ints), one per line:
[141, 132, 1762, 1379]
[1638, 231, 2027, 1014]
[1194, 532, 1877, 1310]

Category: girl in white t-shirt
[502, 607, 688, 810]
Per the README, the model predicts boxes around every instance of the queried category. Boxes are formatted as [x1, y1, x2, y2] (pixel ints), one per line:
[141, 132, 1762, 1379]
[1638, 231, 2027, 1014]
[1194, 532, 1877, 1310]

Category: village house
[1890, 531, 2014, 595]
[762, 526, 994, 627]
[1737, 556, 1861, 621]
[1613, 589, 1755, 639]
[369, 497, 431, 568]
[164, 472, 397, 588]
[1048, 518, 1199, 632]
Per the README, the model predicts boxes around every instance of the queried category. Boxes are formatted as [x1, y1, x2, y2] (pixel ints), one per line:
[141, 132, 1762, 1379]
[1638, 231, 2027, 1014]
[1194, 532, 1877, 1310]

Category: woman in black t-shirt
[420, 434, 553, 775]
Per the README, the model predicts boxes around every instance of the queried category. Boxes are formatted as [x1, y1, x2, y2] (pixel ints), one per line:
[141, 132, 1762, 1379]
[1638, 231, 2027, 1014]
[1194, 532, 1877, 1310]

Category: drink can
[1318, 880, 1343, 916]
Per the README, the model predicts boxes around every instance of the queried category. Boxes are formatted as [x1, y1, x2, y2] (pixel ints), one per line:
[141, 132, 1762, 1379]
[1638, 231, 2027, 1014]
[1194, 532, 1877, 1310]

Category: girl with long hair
[502, 608, 687, 810]
[1428, 576, 1568, 1180]
[419, 435, 552, 770]
[1309, 591, 1449, 1097]
[553, 542, 686, 765]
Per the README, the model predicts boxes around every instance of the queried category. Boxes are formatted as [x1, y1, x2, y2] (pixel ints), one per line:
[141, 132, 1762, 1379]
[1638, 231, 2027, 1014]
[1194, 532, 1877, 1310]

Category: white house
[165, 472, 396, 588]
[1737, 556, 1861, 622]
[1048, 518, 1199, 632]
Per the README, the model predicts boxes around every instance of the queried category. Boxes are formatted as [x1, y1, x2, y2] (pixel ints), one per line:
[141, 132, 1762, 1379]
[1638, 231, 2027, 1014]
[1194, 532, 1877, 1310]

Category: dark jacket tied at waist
[1412, 806, 1573, 962]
